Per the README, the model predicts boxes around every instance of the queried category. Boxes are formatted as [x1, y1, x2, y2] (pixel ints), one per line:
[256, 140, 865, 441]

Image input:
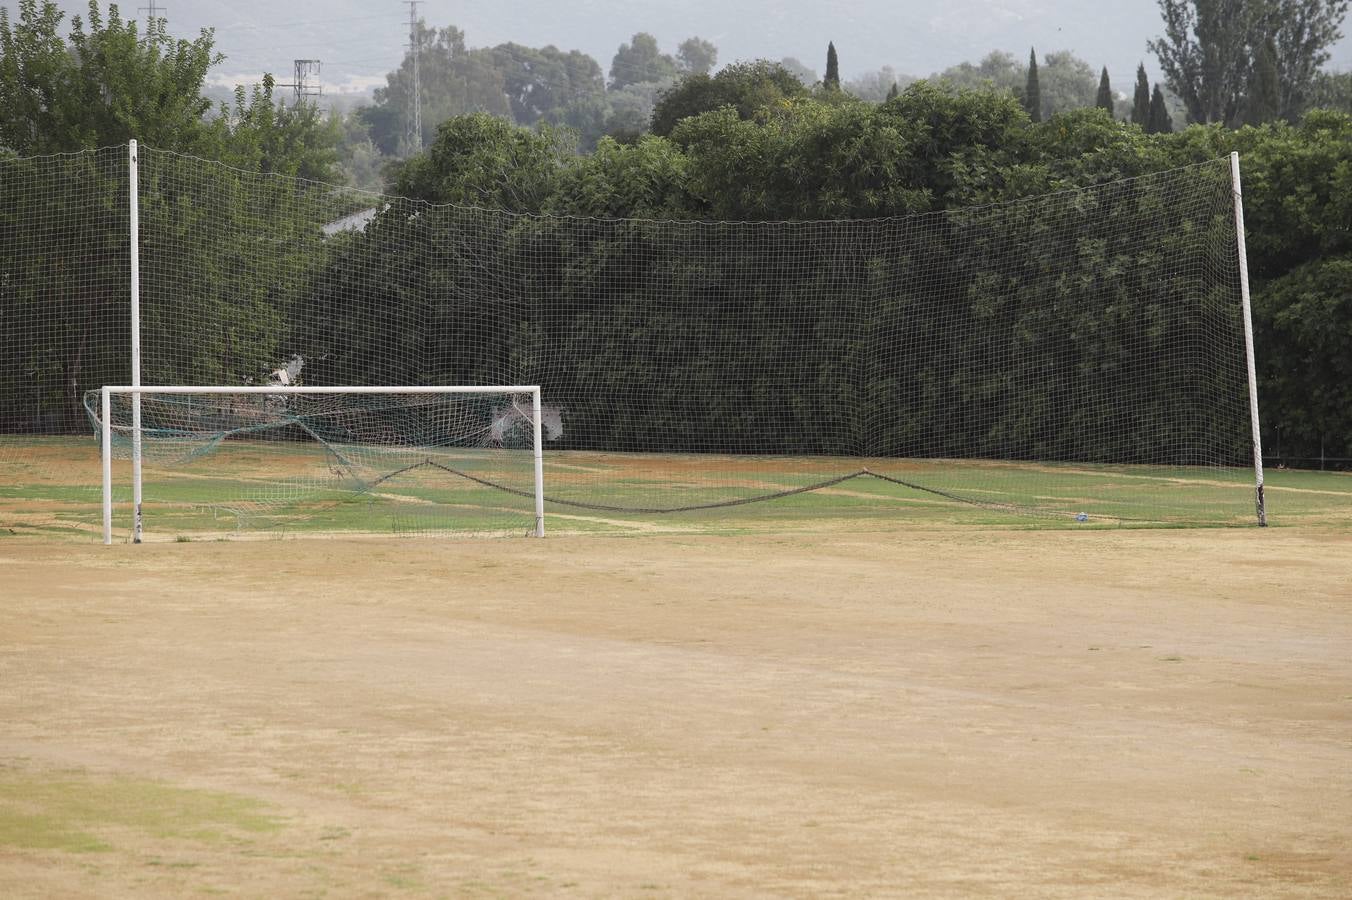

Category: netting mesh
[2, 146, 1259, 537]
[89, 390, 541, 537]
[0, 148, 129, 435]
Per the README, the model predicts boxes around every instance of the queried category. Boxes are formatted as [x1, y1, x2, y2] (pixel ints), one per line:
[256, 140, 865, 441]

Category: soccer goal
[95, 386, 546, 543]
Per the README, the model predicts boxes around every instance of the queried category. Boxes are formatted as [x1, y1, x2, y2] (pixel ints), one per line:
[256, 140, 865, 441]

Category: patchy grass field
[2, 436, 1350, 895]
[1, 528, 1350, 897]
[3, 435, 1350, 540]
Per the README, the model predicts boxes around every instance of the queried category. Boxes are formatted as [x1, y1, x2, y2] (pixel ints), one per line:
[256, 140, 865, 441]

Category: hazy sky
[10, 0, 1352, 96]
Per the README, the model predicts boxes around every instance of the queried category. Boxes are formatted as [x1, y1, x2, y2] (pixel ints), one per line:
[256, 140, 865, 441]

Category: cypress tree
[1148, 84, 1174, 133]
[1096, 67, 1114, 113]
[886, 81, 899, 101]
[824, 42, 840, 90]
[1132, 63, 1150, 126]
[1025, 47, 1042, 122]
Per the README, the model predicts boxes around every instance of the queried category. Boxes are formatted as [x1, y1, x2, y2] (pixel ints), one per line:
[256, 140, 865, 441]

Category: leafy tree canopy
[667, 82, 1032, 219]
[651, 60, 809, 136]
[610, 32, 678, 90]
[1150, 0, 1349, 126]
[363, 24, 508, 156]
[490, 43, 605, 128]
[934, 50, 1024, 94]
[1307, 70, 1352, 113]
[933, 50, 1100, 120]
[845, 66, 917, 102]
[676, 37, 717, 76]
[392, 112, 577, 210]
[0, 0, 338, 178]
[778, 57, 818, 86]
[0, 0, 218, 154]
[386, 90, 1350, 456]
[210, 75, 341, 179]
[553, 134, 694, 217]
[605, 78, 678, 143]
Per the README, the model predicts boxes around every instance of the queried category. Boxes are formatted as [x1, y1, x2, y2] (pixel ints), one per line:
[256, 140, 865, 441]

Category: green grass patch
[0, 771, 282, 853]
[0, 809, 112, 853]
[4, 435, 1349, 539]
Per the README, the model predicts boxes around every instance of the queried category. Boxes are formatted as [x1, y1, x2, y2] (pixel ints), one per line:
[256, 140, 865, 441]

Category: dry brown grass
[1, 528, 1350, 896]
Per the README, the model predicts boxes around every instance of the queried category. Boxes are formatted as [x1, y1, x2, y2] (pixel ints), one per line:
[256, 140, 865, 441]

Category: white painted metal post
[101, 386, 113, 545]
[129, 141, 143, 542]
[532, 387, 545, 537]
[1231, 152, 1267, 526]
[105, 386, 542, 395]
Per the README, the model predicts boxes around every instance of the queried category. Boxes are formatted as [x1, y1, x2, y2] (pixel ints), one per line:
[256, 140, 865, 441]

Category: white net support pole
[100, 385, 545, 543]
[101, 386, 113, 544]
[129, 140, 144, 543]
[1230, 152, 1267, 526]
[532, 388, 545, 537]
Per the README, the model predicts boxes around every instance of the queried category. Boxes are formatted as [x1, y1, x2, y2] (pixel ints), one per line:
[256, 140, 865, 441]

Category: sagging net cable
[376, 458, 1105, 521]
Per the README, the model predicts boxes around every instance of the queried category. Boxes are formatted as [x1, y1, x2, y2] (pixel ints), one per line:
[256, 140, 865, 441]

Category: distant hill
[7, 0, 1351, 100]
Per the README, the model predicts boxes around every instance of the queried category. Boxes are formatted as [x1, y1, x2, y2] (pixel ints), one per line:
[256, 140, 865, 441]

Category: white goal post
[100, 385, 546, 544]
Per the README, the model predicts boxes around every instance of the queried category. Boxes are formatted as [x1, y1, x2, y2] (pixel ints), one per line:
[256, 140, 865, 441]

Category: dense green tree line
[355, 25, 722, 158]
[4, 82, 1348, 459]
[342, 2, 1349, 187]
[1, 1, 1348, 463]
[334, 90, 1350, 461]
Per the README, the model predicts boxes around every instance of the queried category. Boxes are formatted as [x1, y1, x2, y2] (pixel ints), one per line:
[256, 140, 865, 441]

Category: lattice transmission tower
[138, 0, 165, 37]
[279, 59, 325, 105]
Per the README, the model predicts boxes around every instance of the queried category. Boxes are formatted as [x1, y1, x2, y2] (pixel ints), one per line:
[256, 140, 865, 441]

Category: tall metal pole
[102, 386, 113, 545]
[532, 388, 545, 538]
[1231, 151, 1266, 526]
[129, 140, 143, 542]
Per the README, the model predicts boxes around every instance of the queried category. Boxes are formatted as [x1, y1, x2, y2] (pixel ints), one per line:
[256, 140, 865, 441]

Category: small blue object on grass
[1075, 512, 1088, 522]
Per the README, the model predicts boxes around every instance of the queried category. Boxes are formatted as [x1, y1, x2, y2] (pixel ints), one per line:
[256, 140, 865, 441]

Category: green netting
[88, 390, 540, 537]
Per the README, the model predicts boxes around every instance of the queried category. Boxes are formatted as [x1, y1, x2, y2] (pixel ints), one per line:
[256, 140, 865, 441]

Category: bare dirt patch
[1, 529, 1350, 896]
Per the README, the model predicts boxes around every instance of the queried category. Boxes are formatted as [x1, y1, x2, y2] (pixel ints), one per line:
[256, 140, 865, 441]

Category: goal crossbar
[99, 385, 546, 543]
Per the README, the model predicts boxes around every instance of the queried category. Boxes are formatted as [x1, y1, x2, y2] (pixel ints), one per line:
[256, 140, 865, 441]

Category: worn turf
[2, 435, 1349, 540]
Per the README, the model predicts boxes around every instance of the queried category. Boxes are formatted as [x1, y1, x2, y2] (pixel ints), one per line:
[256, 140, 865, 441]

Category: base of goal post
[98, 385, 546, 543]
